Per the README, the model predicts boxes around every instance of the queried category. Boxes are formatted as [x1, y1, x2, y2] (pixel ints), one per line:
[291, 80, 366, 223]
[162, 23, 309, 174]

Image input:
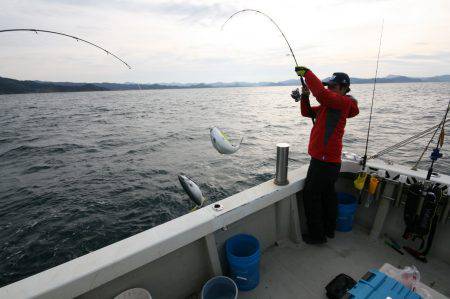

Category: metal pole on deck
[274, 143, 289, 186]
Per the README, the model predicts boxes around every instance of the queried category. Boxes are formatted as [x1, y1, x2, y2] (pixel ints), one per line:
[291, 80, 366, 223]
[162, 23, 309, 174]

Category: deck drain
[213, 203, 223, 211]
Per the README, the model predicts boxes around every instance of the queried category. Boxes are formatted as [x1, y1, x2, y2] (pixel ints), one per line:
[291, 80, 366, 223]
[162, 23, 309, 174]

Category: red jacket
[301, 70, 359, 163]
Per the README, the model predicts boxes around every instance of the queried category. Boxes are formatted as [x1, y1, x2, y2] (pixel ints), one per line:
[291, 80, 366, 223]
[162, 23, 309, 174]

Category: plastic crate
[345, 269, 422, 299]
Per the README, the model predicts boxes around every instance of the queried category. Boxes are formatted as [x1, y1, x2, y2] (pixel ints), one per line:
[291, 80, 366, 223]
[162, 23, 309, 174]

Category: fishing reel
[290, 88, 302, 102]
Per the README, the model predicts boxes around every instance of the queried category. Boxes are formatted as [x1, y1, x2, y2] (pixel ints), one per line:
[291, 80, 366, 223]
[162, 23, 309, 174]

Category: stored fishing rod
[400, 103, 448, 262]
[222, 9, 315, 123]
[425, 100, 449, 180]
[361, 20, 384, 169]
[0, 28, 131, 69]
[354, 21, 384, 204]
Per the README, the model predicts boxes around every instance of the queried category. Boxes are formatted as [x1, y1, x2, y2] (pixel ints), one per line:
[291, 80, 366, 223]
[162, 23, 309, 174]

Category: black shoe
[302, 234, 327, 245]
[326, 231, 335, 239]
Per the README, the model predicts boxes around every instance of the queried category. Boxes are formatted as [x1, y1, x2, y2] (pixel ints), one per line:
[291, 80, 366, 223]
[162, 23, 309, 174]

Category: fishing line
[361, 20, 384, 169]
[0, 28, 131, 69]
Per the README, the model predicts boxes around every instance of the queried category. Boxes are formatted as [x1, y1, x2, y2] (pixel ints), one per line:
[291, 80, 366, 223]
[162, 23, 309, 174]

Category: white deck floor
[239, 227, 450, 298]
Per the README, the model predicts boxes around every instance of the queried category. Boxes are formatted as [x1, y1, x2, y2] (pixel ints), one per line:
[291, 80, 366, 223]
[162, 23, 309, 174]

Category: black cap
[322, 72, 351, 86]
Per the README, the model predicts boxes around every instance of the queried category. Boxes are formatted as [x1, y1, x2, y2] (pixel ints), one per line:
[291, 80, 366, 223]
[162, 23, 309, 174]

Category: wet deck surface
[239, 227, 450, 298]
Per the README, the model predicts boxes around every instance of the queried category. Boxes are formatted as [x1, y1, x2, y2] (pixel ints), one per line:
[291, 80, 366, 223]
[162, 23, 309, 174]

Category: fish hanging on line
[178, 174, 205, 211]
[210, 127, 243, 154]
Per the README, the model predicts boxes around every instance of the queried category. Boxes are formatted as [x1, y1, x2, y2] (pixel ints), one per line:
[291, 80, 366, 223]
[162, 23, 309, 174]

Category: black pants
[302, 157, 341, 240]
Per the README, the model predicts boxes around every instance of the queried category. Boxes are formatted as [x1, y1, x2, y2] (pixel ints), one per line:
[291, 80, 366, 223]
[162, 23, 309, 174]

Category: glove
[295, 66, 309, 77]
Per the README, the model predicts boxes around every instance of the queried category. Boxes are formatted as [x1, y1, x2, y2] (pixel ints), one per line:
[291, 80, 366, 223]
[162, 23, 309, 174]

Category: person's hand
[295, 66, 309, 77]
[301, 86, 310, 97]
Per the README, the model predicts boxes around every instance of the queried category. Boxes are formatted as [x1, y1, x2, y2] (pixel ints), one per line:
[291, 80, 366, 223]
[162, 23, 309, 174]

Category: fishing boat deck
[239, 226, 450, 299]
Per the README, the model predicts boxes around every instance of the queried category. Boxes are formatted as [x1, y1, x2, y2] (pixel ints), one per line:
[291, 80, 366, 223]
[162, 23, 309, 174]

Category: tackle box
[343, 269, 422, 299]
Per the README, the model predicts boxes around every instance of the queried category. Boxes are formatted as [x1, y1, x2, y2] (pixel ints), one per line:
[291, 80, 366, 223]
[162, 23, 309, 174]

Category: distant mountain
[0, 77, 107, 94]
[425, 75, 450, 82]
[350, 75, 422, 84]
[325, 74, 450, 84]
[1, 74, 449, 95]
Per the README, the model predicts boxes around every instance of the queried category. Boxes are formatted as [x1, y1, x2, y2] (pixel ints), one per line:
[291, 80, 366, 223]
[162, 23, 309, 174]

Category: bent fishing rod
[222, 9, 315, 123]
[222, 10, 299, 67]
[0, 28, 131, 69]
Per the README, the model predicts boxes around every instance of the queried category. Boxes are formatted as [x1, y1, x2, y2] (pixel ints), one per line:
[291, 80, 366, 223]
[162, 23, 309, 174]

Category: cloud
[1, 0, 449, 82]
[37, 0, 236, 24]
[395, 52, 450, 62]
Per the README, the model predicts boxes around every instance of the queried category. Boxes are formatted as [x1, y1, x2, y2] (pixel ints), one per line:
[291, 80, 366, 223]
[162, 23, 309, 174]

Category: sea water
[0, 82, 449, 286]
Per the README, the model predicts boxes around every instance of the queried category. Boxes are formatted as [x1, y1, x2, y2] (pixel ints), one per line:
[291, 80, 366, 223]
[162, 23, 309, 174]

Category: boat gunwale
[0, 167, 309, 298]
[1, 156, 449, 298]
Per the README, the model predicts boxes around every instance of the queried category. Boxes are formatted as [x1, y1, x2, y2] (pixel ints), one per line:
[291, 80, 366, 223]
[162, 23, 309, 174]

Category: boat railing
[0, 145, 309, 298]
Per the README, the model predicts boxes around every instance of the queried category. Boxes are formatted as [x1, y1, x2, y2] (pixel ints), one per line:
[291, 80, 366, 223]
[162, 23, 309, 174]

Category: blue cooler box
[346, 269, 422, 299]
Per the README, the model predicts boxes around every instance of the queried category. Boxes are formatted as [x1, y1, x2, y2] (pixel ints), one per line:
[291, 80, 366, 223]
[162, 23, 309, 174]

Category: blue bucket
[337, 193, 358, 232]
[201, 276, 238, 299]
[226, 234, 260, 291]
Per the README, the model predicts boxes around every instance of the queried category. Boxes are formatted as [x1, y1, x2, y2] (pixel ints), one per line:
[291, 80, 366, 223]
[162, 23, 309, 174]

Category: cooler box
[344, 269, 422, 299]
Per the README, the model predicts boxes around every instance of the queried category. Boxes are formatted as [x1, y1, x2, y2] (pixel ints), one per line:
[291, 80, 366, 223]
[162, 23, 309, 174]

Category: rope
[368, 119, 449, 160]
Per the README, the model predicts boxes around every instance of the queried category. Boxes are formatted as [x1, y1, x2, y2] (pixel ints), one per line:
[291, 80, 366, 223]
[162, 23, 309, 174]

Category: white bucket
[201, 276, 238, 299]
[114, 288, 152, 299]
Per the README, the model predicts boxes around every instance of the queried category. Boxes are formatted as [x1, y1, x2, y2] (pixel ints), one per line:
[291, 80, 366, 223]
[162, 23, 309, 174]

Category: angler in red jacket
[292, 66, 359, 244]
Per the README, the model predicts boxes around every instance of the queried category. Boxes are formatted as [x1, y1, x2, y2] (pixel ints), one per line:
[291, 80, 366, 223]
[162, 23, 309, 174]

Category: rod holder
[274, 143, 289, 186]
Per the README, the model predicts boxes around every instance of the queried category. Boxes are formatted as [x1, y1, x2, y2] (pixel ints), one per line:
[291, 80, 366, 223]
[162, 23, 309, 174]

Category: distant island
[1, 74, 449, 95]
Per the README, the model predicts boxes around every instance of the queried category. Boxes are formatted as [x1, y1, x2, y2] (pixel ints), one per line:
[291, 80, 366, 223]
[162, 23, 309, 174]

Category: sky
[0, 0, 449, 83]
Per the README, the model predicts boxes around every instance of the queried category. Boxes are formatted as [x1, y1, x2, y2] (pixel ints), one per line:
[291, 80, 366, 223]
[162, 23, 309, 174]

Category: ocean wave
[138, 169, 169, 178]
[84, 148, 99, 153]
[97, 139, 129, 148]
[92, 119, 108, 124]
[91, 107, 110, 112]
[22, 165, 52, 174]
[0, 138, 16, 144]
[0, 143, 85, 158]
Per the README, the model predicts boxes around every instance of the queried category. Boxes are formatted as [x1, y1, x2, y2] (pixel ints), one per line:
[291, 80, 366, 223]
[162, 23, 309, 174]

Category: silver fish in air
[210, 127, 243, 155]
[178, 174, 205, 210]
